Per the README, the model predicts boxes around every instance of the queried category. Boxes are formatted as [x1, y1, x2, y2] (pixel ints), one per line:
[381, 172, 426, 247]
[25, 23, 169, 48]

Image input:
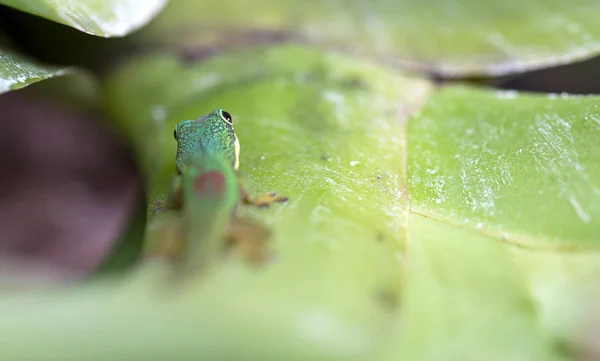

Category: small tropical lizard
[148, 109, 287, 270]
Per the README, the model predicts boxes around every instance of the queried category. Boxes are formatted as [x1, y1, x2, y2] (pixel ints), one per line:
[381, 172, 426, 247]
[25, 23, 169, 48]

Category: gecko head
[173, 109, 240, 174]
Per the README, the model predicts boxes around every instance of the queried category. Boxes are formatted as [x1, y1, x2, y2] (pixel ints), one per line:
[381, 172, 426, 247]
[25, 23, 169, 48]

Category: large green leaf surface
[0, 0, 167, 37]
[0, 45, 426, 360]
[378, 213, 600, 361]
[2, 45, 600, 360]
[135, 0, 600, 76]
[106, 45, 426, 360]
[101, 52, 600, 360]
[383, 214, 561, 361]
[408, 86, 600, 249]
[383, 86, 600, 360]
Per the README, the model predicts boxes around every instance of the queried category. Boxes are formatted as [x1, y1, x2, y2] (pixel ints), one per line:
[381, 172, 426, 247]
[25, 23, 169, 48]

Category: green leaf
[407, 86, 600, 249]
[0, 40, 73, 92]
[0, 45, 429, 360]
[94, 44, 429, 360]
[93, 198, 146, 276]
[133, 0, 600, 76]
[373, 86, 600, 360]
[378, 213, 600, 361]
[380, 214, 563, 361]
[99, 46, 600, 360]
[3, 43, 600, 360]
[0, 0, 167, 37]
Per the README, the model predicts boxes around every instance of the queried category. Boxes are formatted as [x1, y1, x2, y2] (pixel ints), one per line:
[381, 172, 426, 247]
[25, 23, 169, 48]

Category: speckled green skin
[153, 109, 239, 212]
[149, 109, 286, 265]
[154, 108, 287, 214]
[150, 109, 240, 267]
[174, 109, 239, 174]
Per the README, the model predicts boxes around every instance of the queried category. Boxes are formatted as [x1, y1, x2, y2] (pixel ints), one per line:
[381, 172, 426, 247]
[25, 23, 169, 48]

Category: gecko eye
[173, 128, 178, 140]
[220, 109, 232, 124]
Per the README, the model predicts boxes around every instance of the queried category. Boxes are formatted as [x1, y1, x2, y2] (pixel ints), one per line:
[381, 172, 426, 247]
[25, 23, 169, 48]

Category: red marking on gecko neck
[193, 171, 226, 197]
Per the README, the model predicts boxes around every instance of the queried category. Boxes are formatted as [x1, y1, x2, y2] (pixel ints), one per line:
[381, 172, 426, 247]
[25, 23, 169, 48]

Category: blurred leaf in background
[0, 34, 73, 92]
[0, 0, 167, 36]
[133, 0, 600, 76]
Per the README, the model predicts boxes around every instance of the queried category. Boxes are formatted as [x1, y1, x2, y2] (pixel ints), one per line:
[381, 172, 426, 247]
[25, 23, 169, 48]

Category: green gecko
[154, 108, 288, 212]
[149, 109, 287, 268]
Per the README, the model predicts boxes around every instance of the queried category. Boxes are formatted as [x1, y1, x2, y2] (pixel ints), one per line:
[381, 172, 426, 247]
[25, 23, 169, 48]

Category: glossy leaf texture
[132, 0, 600, 77]
[0, 0, 167, 37]
[0, 37, 73, 92]
[408, 86, 600, 250]
[379, 86, 600, 360]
